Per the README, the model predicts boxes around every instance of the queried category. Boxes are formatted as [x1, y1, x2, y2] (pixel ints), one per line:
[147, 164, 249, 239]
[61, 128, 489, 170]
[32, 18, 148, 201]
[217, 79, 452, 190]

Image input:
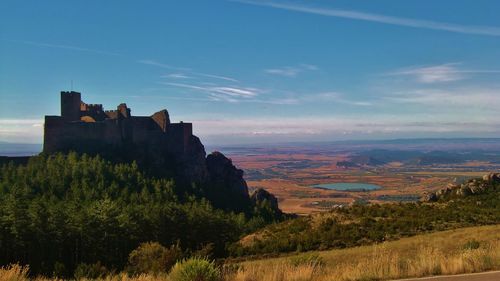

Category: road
[393, 271, 500, 281]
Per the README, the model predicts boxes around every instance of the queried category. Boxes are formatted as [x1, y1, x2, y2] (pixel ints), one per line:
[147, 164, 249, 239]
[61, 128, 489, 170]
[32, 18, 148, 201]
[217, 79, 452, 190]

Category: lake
[311, 182, 382, 191]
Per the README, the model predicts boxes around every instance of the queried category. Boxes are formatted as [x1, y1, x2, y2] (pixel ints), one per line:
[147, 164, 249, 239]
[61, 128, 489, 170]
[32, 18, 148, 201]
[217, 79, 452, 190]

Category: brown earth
[227, 153, 496, 214]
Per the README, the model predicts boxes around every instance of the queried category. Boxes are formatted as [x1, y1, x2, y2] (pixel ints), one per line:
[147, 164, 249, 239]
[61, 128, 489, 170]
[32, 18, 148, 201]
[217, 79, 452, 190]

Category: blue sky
[1, 0, 500, 144]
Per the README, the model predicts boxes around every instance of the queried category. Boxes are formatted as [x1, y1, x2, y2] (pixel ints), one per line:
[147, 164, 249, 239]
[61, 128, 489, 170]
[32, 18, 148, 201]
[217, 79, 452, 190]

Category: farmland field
[210, 139, 500, 214]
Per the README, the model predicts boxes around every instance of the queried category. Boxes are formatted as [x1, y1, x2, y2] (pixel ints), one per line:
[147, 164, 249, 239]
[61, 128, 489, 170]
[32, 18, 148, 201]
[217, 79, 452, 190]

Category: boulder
[457, 185, 472, 196]
[251, 188, 281, 214]
[483, 172, 500, 184]
[422, 192, 438, 202]
[436, 187, 452, 197]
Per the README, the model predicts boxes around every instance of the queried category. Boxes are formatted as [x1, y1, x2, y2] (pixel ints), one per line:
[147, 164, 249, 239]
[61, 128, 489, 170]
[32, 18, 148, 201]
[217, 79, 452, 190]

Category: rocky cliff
[423, 172, 500, 202]
[69, 132, 255, 213]
[204, 151, 252, 212]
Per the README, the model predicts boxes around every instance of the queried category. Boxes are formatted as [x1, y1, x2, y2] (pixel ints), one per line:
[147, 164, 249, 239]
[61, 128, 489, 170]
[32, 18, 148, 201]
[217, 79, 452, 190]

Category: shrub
[168, 257, 221, 281]
[221, 263, 241, 275]
[74, 262, 108, 279]
[127, 242, 183, 274]
[52, 261, 66, 278]
[192, 243, 215, 259]
[289, 253, 325, 267]
[462, 239, 481, 250]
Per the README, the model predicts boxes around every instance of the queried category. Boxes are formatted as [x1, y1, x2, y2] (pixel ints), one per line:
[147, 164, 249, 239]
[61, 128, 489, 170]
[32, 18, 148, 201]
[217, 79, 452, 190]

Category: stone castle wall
[44, 91, 193, 155]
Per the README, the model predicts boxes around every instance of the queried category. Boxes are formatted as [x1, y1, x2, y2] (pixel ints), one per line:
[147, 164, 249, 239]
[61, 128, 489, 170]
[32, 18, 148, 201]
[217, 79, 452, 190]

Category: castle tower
[61, 91, 81, 121]
[117, 103, 131, 118]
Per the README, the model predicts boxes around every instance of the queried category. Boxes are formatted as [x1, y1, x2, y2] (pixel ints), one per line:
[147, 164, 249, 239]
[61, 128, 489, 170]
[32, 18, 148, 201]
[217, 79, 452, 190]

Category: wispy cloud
[301, 64, 318, 71]
[162, 73, 191, 79]
[160, 82, 260, 103]
[194, 72, 239, 82]
[234, 0, 500, 37]
[300, 92, 374, 106]
[138, 59, 239, 82]
[386, 63, 500, 83]
[159, 81, 371, 106]
[265, 64, 318, 77]
[247, 97, 300, 105]
[211, 86, 259, 97]
[137, 59, 189, 71]
[383, 88, 500, 109]
[339, 100, 373, 107]
[4, 39, 123, 56]
[265, 67, 301, 77]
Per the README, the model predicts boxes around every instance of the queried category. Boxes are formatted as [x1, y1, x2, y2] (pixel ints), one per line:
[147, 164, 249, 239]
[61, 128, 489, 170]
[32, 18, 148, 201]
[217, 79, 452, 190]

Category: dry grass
[1, 225, 499, 281]
[0, 267, 167, 281]
[228, 240, 499, 281]
[227, 263, 319, 281]
[0, 264, 30, 281]
[232, 224, 500, 281]
[324, 242, 498, 281]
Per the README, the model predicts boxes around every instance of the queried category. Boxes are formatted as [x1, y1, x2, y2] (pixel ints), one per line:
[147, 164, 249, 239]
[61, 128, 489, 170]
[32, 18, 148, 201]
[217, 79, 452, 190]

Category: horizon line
[3, 136, 500, 147]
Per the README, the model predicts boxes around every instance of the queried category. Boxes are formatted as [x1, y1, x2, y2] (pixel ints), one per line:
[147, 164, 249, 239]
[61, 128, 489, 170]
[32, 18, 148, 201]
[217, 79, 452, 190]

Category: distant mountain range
[4, 137, 500, 159]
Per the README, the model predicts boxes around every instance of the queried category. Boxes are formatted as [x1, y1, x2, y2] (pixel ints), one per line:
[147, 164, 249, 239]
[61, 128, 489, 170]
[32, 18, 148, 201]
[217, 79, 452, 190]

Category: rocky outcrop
[483, 172, 500, 184]
[422, 192, 438, 202]
[204, 151, 252, 212]
[125, 140, 257, 213]
[251, 188, 282, 215]
[423, 172, 499, 202]
[206, 151, 249, 197]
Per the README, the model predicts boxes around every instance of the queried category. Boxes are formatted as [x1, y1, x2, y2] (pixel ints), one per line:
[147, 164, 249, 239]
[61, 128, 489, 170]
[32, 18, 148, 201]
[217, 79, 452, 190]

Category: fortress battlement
[44, 91, 193, 154]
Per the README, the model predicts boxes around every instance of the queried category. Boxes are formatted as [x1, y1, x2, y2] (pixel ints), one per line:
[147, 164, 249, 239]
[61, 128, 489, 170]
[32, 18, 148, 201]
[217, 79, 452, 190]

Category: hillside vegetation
[0, 153, 278, 277]
[2, 225, 499, 281]
[1, 152, 499, 280]
[230, 176, 500, 256]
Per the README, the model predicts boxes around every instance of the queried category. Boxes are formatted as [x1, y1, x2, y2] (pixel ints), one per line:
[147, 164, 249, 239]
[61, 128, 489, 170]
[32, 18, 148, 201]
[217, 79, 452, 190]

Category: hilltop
[0, 91, 284, 215]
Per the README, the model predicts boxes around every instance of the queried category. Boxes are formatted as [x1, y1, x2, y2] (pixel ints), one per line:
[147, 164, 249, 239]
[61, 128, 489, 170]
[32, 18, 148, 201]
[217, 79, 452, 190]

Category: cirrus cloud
[264, 64, 319, 77]
[386, 63, 500, 84]
[233, 0, 500, 37]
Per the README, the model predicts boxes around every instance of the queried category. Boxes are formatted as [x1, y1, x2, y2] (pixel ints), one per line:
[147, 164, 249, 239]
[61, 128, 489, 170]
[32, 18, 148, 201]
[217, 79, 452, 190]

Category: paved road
[393, 271, 500, 281]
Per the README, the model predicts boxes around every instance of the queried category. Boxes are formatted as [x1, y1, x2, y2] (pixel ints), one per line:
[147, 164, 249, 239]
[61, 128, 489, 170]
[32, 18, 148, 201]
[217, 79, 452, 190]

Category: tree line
[0, 153, 274, 277]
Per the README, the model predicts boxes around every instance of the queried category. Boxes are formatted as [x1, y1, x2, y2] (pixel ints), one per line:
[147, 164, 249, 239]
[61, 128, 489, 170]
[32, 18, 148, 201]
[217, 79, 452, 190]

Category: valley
[212, 139, 500, 214]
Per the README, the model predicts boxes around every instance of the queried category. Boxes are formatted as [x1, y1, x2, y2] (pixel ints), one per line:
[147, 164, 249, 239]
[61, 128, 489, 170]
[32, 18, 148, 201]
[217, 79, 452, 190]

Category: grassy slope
[1, 224, 499, 281]
[231, 224, 500, 281]
[234, 178, 500, 256]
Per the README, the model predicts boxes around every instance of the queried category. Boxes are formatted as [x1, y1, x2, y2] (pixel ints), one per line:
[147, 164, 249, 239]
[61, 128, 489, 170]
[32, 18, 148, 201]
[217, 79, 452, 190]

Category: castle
[40, 91, 267, 213]
[44, 91, 194, 156]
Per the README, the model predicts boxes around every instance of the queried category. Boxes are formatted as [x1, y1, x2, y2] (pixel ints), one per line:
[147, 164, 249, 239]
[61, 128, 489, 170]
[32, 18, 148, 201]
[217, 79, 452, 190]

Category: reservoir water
[311, 182, 382, 191]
